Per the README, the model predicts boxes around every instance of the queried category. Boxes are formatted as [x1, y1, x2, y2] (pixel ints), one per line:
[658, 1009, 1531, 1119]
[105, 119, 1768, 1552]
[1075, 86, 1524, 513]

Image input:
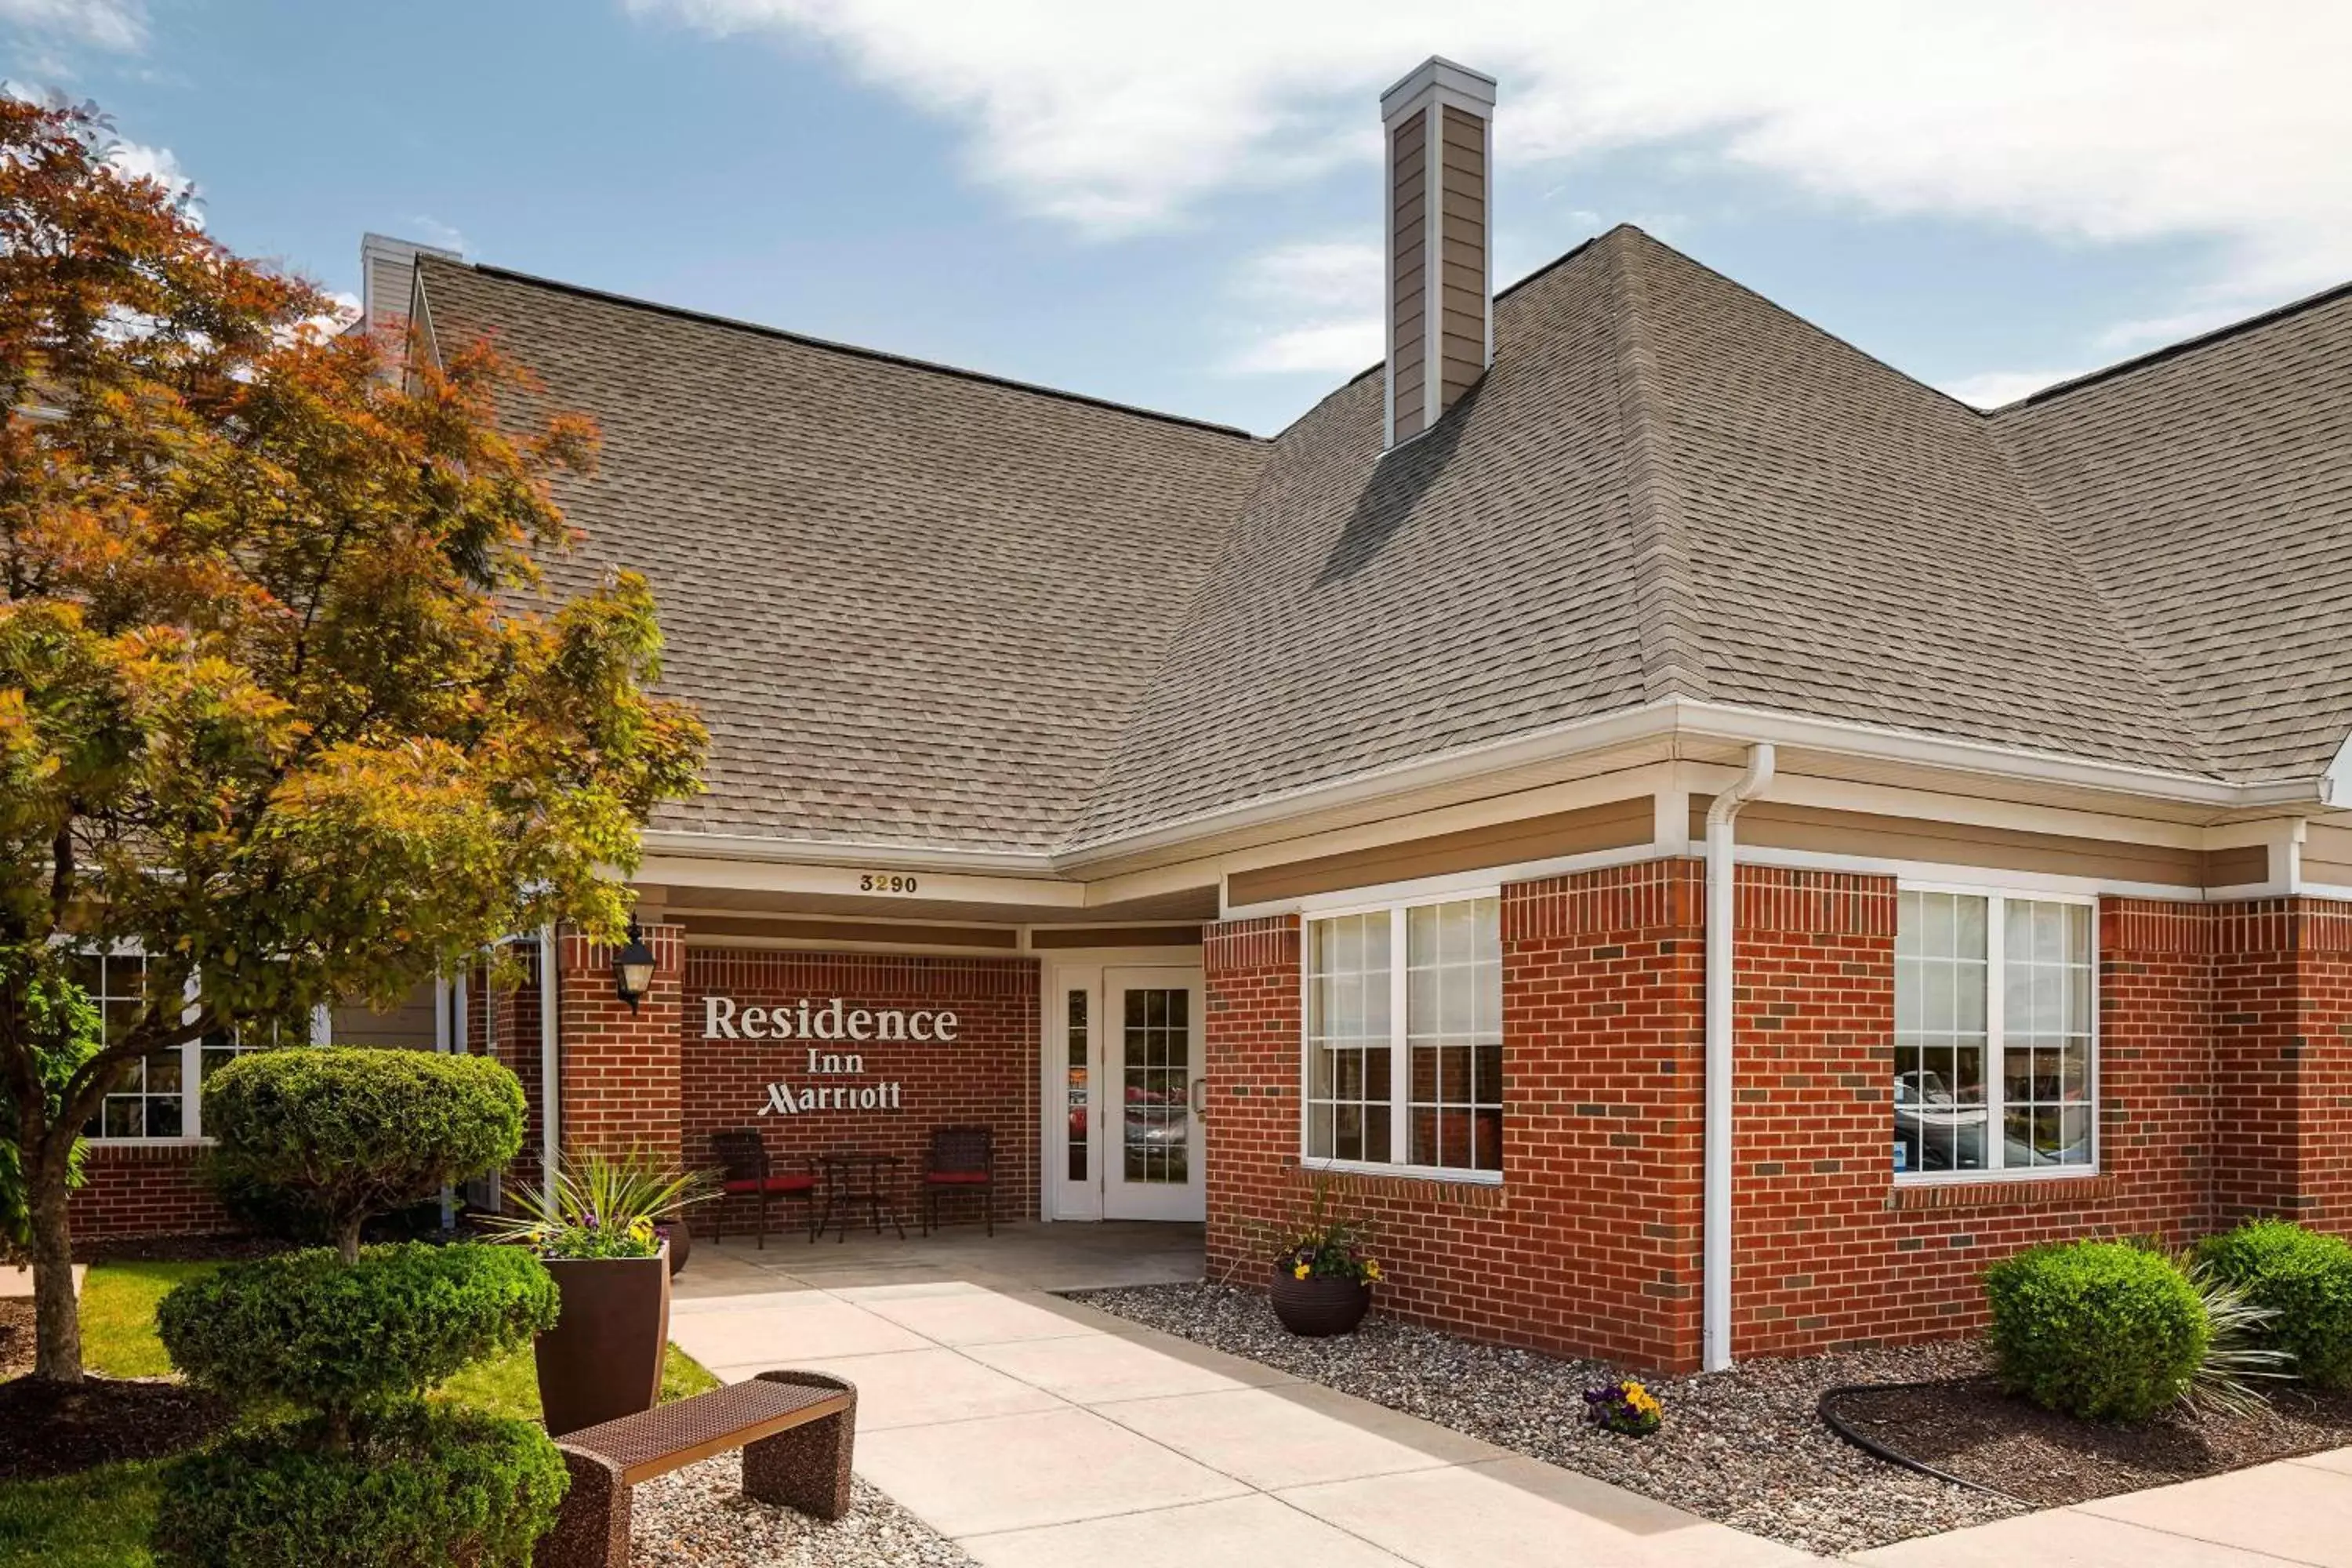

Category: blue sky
[6, 1, 2347, 435]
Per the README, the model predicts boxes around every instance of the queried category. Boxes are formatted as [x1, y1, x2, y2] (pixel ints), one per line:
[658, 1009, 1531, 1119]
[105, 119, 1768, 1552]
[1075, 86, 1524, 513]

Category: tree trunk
[338, 1215, 363, 1267]
[27, 1160, 82, 1384]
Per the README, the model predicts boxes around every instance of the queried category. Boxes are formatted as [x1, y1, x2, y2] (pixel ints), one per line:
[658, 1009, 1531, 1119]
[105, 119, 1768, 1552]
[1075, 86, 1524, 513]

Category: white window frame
[74, 943, 332, 1148]
[1300, 887, 1505, 1186]
[1893, 880, 2100, 1185]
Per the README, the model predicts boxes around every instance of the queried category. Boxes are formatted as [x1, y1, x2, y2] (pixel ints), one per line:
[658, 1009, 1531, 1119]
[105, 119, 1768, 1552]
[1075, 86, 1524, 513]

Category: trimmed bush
[2198, 1219, 2352, 1390]
[153, 1405, 565, 1568]
[1984, 1240, 2208, 1421]
[202, 1047, 525, 1259]
[159, 1243, 556, 1417]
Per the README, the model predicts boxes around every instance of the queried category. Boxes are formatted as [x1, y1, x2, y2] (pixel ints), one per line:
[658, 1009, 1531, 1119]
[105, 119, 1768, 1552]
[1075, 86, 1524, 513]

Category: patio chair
[920, 1125, 995, 1237]
[708, 1129, 818, 1248]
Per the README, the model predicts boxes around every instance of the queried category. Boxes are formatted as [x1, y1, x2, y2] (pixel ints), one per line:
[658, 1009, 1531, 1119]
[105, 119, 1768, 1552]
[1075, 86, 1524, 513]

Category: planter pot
[657, 1220, 691, 1277]
[535, 1244, 671, 1438]
[1269, 1266, 1372, 1337]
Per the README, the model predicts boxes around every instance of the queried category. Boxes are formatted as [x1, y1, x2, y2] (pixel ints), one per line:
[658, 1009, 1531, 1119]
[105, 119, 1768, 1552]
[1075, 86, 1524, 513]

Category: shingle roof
[1991, 281, 2352, 784]
[409, 227, 2352, 858]
[415, 256, 1269, 852]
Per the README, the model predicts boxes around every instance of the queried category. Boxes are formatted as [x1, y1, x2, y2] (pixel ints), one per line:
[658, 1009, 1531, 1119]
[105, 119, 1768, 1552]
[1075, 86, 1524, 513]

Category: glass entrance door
[1100, 967, 1205, 1221]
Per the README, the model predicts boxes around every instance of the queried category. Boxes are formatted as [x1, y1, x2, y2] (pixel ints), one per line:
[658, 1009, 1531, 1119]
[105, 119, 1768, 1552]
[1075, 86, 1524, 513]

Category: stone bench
[534, 1370, 856, 1568]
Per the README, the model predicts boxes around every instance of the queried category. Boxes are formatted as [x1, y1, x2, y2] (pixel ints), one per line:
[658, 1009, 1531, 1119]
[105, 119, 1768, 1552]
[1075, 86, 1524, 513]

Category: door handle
[1189, 1076, 1207, 1118]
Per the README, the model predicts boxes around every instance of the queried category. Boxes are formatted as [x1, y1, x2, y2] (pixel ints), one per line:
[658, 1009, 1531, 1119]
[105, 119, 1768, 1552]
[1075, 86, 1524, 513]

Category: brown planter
[657, 1220, 691, 1277]
[535, 1245, 671, 1439]
[1269, 1267, 1372, 1337]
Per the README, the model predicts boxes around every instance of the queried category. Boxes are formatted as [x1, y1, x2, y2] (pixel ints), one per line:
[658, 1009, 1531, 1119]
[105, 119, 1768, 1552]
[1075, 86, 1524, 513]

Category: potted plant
[482, 1148, 712, 1437]
[1267, 1180, 1382, 1337]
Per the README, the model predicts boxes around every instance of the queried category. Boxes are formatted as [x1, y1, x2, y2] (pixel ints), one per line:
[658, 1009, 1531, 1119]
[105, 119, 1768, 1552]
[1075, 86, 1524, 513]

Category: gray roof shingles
[413, 228, 2352, 856]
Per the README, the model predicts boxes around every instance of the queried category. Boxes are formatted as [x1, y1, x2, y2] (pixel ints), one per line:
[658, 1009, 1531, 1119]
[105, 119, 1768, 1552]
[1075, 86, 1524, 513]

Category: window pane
[1403, 897, 1502, 1174]
[1893, 895, 1990, 1173]
[1307, 912, 1392, 1167]
[1998, 898, 2093, 1170]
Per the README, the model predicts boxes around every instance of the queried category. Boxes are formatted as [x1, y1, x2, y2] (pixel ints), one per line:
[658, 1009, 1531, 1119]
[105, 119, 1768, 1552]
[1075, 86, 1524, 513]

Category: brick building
[78, 59, 2352, 1374]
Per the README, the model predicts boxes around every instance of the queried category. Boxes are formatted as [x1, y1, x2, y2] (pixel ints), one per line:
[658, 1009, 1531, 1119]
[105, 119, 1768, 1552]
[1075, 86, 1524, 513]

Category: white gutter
[538, 924, 561, 1189]
[1703, 742, 1774, 1374]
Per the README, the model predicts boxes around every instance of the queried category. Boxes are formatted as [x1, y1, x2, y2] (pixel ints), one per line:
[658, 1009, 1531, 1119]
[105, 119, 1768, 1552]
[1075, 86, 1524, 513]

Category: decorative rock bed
[633, 1466, 976, 1568]
[1069, 1281, 2019, 1556]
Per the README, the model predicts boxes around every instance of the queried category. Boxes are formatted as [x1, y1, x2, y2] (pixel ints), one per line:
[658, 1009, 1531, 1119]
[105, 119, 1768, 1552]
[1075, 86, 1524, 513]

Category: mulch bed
[0, 1299, 33, 1381]
[1825, 1375, 2352, 1508]
[0, 1374, 230, 1481]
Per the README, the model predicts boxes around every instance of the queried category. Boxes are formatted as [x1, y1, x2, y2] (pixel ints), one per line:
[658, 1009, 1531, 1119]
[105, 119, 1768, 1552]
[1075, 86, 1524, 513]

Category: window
[1306, 895, 1502, 1178]
[1894, 888, 2093, 1178]
[74, 949, 318, 1143]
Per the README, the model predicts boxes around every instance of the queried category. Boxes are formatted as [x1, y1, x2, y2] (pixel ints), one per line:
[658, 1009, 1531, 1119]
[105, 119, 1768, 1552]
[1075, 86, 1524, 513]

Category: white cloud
[1939, 367, 2085, 409]
[106, 135, 198, 223]
[1221, 238, 1383, 376]
[0, 0, 143, 51]
[410, 215, 469, 253]
[632, 2, 2352, 334]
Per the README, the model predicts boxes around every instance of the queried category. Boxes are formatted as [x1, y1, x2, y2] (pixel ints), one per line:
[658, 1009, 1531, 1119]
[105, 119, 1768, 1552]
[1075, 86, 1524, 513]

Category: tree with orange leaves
[0, 97, 705, 1382]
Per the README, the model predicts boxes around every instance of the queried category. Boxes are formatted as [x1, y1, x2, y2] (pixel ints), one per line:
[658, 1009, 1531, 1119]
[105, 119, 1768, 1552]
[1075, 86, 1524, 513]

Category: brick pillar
[557, 921, 684, 1170]
[2214, 897, 2352, 1231]
[1728, 865, 1898, 1360]
[2098, 899, 2216, 1231]
[1203, 916, 1303, 1286]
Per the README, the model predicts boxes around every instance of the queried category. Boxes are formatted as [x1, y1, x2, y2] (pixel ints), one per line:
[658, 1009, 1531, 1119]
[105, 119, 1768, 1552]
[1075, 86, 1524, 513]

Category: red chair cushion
[925, 1171, 990, 1185]
[724, 1175, 815, 1195]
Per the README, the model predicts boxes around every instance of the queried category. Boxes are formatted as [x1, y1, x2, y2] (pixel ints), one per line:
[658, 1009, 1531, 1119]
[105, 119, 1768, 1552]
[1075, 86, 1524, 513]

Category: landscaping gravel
[633, 1462, 977, 1568]
[1069, 1281, 2024, 1557]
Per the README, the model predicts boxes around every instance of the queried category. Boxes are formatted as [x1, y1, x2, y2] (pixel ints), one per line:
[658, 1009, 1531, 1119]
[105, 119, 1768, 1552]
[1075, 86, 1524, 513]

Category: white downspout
[538, 924, 561, 1190]
[1703, 742, 1774, 1374]
[434, 974, 455, 1230]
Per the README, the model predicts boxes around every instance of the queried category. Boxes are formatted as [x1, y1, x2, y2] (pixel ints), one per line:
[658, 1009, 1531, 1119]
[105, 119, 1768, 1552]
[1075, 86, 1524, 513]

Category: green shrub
[1984, 1240, 2208, 1421]
[153, 1405, 565, 1568]
[2198, 1219, 2352, 1390]
[159, 1243, 556, 1419]
[202, 1047, 525, 1260]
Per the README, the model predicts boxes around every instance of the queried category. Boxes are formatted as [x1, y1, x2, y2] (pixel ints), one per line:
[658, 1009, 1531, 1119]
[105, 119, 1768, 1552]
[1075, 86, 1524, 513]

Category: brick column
[1203, 916, 1303, 1286]
[2214, 897, 2352, 1231]
[1728, 866, 1898, 1360]
[557, 921, 684, 1170]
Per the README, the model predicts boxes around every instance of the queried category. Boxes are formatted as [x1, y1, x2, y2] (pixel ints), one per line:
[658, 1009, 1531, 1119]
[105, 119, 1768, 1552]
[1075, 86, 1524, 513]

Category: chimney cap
[1380, 56, 1497, 120]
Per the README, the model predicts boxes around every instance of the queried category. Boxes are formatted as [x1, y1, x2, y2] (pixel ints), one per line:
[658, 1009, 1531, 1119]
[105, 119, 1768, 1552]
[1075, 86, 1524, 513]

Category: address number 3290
[858, 873, 920, 895]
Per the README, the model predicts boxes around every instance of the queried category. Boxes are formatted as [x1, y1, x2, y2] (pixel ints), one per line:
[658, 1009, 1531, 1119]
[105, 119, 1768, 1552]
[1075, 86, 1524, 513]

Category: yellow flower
[1293, 1263, 1310, 1279]
[1363, 1260, 1382, 1281]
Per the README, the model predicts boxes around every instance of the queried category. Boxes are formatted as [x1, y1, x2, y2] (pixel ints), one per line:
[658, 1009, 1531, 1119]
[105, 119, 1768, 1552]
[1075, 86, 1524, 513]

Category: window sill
[1887, 1171, 2114, 1211]
[1289, 1159, 1507, 1207]
[82, 1138, 214, 1152]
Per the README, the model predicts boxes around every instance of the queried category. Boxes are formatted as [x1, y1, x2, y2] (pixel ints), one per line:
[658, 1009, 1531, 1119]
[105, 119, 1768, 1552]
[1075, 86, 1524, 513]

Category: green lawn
[0, 1259, 720, 1566]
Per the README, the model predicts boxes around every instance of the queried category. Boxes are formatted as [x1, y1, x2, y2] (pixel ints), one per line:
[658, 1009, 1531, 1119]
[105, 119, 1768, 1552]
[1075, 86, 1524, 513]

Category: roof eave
[1051, 697, 2334, 873]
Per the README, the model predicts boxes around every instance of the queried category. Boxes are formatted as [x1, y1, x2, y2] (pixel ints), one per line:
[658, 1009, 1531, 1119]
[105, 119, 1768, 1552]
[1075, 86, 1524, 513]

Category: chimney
[1381, 57, 1497, 448]
[358, 231, 461, 336]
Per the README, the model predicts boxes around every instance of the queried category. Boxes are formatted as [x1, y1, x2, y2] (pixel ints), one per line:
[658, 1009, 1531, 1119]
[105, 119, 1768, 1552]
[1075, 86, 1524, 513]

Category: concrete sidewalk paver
[1091, 1384, 1497, 1491]
[0, 1264, 83, 1297]
[669, 1294, 929, 1363]
[2073, 1459, 2352, 1566]
[1849, 1504, 2316, 1566]
[2296, 1447, 2352, 1477]
[748, 1345, 1063, 1429]
[853, 1405, 1250, 1535]
[964, 1326, 1299, 1403]
[852, 1287, 1107, 1347]
[1279, 1457, 1816, 1567]
[960, 1494, 1413, 1568]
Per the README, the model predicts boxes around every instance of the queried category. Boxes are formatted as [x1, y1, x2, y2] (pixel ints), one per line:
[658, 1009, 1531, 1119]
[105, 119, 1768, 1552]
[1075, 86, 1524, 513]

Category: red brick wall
[1203, 861, 2303, 1374]
[67, 1144, 232, 1240]
[1205, 862, 1711, 1371]
[557, 922, 684, 1169]
[2215, 898, 2352, 1230]
[488, 948, 548, 1192]
[680, 949, 1040, 1229]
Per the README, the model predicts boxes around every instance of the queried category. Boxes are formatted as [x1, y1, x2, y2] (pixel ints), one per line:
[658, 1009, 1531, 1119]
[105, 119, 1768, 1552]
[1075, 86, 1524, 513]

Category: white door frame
[1038, 951, 1206, 1223]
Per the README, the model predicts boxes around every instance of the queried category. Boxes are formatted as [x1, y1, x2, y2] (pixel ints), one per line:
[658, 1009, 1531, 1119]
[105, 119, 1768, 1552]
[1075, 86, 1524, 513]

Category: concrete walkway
[1853, 1447, 2352, 1567]
[670, 1228, 1810, 1567]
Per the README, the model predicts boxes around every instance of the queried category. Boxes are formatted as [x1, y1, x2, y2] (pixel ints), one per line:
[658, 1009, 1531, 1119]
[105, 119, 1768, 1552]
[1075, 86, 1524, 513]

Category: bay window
[1893, 887, 2094, 1178]
[1305, 894, 1503, 1178]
